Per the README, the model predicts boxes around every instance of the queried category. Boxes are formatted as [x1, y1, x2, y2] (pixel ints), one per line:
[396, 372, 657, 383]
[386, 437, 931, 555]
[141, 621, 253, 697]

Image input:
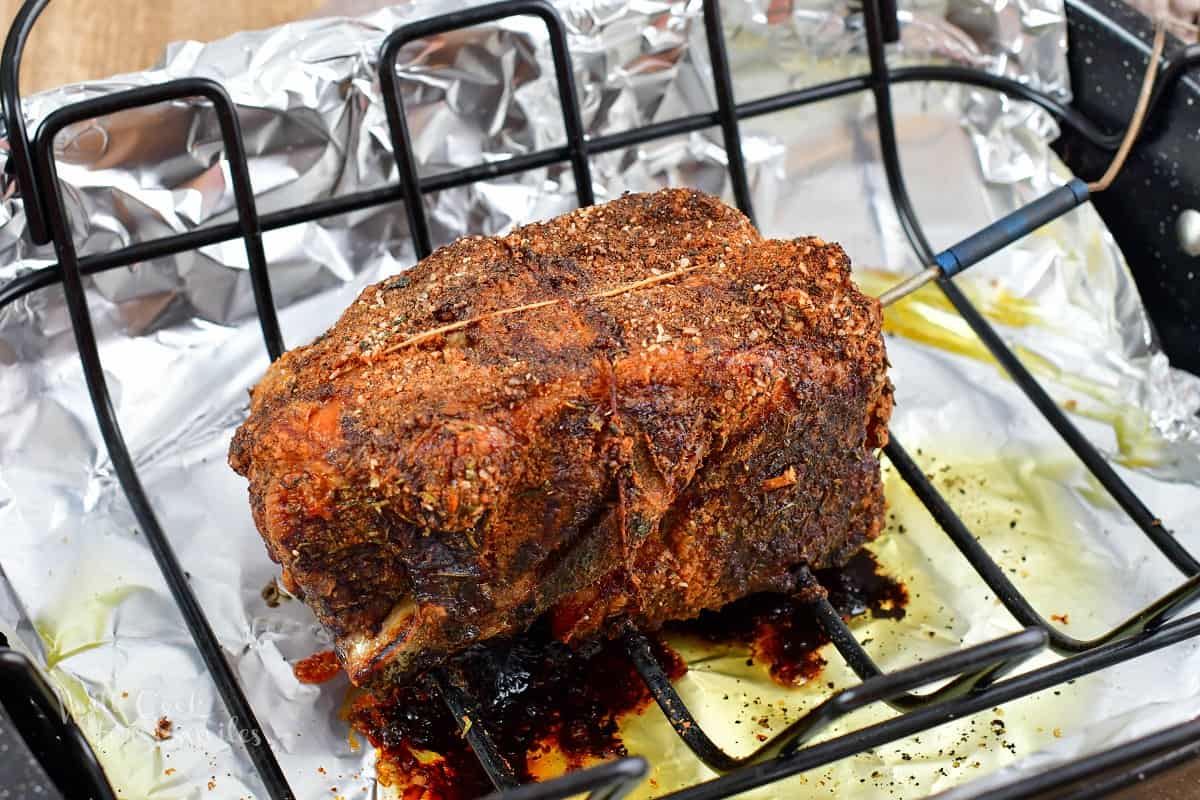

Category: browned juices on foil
[293, 650, 342, 684]
[672, 550, 907, 686]
[347, 550, 907, 799]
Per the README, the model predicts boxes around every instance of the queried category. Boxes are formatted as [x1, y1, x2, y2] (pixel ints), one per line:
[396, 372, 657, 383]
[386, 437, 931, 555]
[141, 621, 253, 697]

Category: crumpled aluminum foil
[2, 0, 1200, 798]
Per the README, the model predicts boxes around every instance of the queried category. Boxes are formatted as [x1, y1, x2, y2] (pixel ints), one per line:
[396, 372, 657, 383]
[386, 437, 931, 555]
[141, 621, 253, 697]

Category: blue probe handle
[934, 178, 1090, 278]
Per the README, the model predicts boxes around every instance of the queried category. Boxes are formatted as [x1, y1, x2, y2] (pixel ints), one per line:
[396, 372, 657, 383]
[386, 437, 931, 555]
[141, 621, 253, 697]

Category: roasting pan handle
[0, 638, 117, 800]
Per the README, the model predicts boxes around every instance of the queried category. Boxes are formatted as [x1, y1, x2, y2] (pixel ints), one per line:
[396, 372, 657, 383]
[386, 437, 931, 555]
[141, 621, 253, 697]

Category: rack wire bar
[24, 87, 286, 359]
[432, 670, 522, 790]
[700, 0, 755, 221]
[379, 0, 595, 260]
[1, 0, 1198, 798]
[857, 0, 1200, 580]
[656, 609, 1200, 800]
[11, 56, 1200, 310]
[27, 78, 295, 799]
[799, 572, 1046, 705]
[624, 627, 1047, 773]
[939, 277, 1200, 576]
[961, 715, 1200, 800]
[606, 0, 1200, 780]
[631, 551, 1200, 775]
[1053, 737, 1200, 800]
[885, 436, 1200, 651]
[0, 0, 52, 244]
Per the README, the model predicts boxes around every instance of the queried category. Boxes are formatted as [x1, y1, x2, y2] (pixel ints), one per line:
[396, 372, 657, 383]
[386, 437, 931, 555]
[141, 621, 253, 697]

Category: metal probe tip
[878, 265, 941, 307]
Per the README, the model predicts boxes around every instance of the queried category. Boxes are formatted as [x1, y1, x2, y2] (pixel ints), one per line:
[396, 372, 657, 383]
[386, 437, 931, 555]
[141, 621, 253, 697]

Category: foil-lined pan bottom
[1, 0, 1199, 797]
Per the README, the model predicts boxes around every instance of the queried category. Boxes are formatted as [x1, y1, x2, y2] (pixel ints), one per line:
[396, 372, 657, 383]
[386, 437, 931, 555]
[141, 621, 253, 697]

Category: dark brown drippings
[671, 549, 908, 686]
[294, 650, 342, 684]
[349, 623, 685, 799]
[348, 550, 906, 799]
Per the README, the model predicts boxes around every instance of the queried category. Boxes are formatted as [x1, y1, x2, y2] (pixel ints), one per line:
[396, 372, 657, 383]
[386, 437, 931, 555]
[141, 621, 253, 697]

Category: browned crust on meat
[229, 188, 892, 685]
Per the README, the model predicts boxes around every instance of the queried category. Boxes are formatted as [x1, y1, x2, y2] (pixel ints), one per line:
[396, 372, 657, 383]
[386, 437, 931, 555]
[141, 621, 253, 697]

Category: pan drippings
[348, 550, 906, 798]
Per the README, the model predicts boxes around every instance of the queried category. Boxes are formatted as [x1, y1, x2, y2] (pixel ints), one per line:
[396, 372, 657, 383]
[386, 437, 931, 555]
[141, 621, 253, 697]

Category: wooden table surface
[0, 1, 1195, 798]
[0, 0, 327, 94]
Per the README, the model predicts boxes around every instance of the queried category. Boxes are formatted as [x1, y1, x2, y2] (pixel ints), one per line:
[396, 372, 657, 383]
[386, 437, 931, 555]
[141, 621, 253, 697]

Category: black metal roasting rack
[1, 0, 1199, 797]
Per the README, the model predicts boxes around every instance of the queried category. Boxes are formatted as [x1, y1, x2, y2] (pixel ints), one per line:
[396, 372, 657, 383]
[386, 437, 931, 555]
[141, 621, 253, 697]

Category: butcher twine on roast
[229, 188, 893, 686]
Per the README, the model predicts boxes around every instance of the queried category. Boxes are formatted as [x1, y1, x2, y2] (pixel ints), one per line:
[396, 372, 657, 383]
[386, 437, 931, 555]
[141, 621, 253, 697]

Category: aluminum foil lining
[2, 0, 1200, 797]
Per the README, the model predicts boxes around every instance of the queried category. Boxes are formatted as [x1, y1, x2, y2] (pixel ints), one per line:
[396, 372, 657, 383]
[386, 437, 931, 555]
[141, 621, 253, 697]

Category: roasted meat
[229, 188, 892, 686]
